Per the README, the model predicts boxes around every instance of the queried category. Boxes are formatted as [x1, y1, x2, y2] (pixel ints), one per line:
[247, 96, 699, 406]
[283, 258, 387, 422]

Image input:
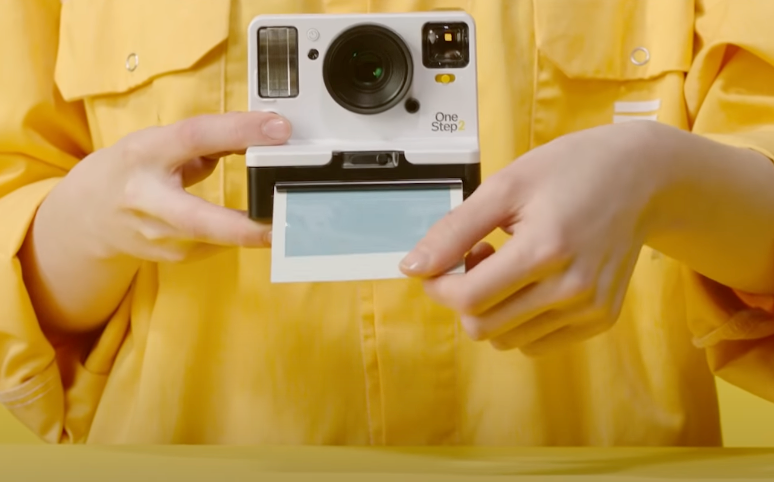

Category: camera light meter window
[323, 24, 413, 115]
[257, 27, 300, 98]
[422, 22, 470, 68]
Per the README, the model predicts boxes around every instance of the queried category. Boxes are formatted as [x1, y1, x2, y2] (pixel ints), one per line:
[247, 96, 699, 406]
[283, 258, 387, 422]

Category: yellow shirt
[1, 0, 773, 445]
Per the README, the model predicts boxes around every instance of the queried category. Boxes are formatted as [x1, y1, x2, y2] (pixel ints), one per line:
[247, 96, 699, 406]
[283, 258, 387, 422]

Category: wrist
[611, 121, 702, 245]
[619, 122, 774, 293]
[21, 190, 140, 334]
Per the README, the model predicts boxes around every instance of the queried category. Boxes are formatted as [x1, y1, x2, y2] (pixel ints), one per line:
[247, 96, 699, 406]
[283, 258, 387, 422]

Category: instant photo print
[245, 11, 481, 283]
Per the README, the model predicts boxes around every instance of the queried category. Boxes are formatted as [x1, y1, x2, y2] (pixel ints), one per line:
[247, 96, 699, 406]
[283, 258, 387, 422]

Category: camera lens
[351, 52, 384, 85]
[323, 24, 413, 115]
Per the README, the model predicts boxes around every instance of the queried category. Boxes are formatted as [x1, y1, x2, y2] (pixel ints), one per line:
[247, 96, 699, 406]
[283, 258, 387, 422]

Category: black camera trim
[248, 151, 480, 221]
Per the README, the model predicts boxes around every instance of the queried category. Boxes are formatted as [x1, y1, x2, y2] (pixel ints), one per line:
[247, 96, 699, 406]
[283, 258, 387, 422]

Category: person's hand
[400, 122, 668, 356]
[38, 111, 292, 264]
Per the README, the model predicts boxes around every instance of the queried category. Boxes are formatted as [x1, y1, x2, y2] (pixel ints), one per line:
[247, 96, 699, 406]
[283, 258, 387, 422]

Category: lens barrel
[323, 24, 413, 115]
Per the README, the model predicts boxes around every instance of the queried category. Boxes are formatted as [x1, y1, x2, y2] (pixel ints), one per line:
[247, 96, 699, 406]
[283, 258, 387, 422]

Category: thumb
[131, 111, 292, 171]
[399, 178, 513, 277]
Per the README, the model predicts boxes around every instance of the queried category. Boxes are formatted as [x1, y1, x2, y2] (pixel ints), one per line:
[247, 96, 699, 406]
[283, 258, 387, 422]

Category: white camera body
[245, 11, 480, 221]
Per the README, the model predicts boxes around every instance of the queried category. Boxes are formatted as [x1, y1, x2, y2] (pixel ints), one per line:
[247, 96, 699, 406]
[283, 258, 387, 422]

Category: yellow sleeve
[0, 0, 126, 443]
[683, 0, 774, 404]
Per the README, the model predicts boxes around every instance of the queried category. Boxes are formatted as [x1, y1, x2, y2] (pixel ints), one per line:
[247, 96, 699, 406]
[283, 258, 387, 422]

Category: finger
[458, 272, 587, 340]
[181, 157, 221, 187]
[515, 257, 637, 357]
[201, 150, 247, 161]
[140, 188, 271, 247]
[422, 230, 570, 315]
[488, 309, 575, 351]
[489, 249, 635, 353]
[465, 242, 495, 270]
[264, 230, 274, 247]
[512, 250, 638, 356]
[488, 300, 606, 352]
[400, 175, 518, 277]
[518, 320, 612, 358]
[125, 111, 292, 170]
[133, 238, 231, 264]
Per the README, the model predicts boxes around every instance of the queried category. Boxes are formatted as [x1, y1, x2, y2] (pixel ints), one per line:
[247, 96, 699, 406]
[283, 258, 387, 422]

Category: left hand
[400, 122, 668, 356]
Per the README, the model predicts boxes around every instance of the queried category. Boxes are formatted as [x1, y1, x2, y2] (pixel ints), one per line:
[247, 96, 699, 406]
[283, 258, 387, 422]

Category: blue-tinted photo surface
[284, 186, 452, 257]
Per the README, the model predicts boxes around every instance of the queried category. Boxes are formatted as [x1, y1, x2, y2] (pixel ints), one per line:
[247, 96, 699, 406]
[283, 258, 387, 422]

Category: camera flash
[444, 32, 452, 41]
[257, 27, 300, 98]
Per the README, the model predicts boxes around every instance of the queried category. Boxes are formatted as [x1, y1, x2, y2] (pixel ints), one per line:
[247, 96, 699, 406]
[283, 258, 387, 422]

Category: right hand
[38, 111, 292, 264]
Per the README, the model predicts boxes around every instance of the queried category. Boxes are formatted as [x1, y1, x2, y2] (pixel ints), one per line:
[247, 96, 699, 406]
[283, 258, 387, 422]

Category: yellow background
[0, 378, 771, 445]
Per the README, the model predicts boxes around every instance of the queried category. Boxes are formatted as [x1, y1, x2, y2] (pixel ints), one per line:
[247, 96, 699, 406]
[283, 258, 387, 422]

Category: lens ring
[323, 24, 413, 115]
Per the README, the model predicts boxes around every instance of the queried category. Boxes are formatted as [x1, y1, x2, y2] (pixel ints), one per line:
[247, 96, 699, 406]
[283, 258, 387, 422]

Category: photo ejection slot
[341, 151, 400, 168]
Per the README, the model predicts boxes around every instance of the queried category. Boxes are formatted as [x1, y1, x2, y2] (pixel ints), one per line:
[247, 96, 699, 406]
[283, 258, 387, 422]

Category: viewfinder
[422, 22, 469, 68]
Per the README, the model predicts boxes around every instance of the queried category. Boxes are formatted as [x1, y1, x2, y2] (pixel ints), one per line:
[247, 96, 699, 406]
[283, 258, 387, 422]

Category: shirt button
[630, 47, 650, 66]
[125, 53, 139, 72]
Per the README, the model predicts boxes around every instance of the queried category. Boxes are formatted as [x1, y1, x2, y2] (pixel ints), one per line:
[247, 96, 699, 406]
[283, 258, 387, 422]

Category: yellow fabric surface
[2, 446, 774, 481]
[1, 0, 773, 445]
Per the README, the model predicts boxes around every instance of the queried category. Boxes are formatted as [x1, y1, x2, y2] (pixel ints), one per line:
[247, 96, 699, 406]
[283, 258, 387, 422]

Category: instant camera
[244, 10, 481, 222]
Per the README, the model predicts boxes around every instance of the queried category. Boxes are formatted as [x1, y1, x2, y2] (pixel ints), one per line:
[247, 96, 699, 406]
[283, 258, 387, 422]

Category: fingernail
[262, 118, 291, 140]
[263, 230, 273, 246]
[400, 250, 429, 273]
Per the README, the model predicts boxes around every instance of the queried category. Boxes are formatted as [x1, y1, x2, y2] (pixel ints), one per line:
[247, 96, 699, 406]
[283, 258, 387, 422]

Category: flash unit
[257, 26, 300, 98]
